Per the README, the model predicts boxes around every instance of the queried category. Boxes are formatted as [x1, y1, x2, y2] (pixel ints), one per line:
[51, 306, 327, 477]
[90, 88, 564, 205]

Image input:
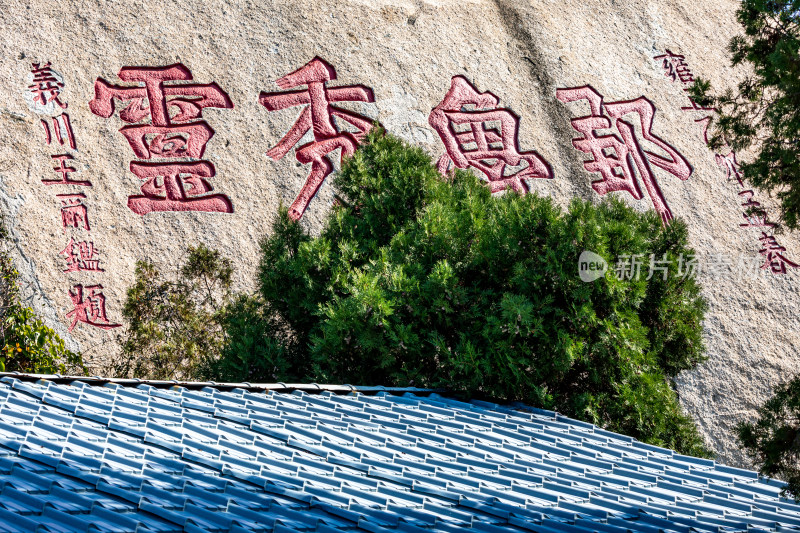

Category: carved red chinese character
[66, 284, 120, 332]
[739, 189, 760, 207]
[759, 233, 799, 274]
[653, 50, 694, 84]
[557, 85, 693, 225]
[680, 96, 715, 113]
[429, 76, 553, 194]
[694, 116, 712, 145]
[715, 151, 744, 186]
[89, 63, 234, 214]
[259, 57, 378, 220]
[41, 114, 76, 150]
[128, 161, 232, 214]
[740, 208, 777, 229]
[58, 193, 90, 231]
[652, 51, 714, 113]
[29, 62, 67, 109]
[44, 155, 91, 187]
[59, 238, 103, 273]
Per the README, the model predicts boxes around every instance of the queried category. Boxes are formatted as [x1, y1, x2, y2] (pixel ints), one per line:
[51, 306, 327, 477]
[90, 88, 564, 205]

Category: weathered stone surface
[1, 0, 797, 466]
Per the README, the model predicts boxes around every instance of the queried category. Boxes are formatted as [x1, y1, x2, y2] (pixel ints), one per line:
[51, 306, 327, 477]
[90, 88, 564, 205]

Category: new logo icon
[579, 250, 608, 282]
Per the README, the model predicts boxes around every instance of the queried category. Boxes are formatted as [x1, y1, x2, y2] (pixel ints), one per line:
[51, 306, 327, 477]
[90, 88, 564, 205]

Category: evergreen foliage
[0, 216, 82, 375]
[738, 375, 800, 500]
[690, 0, 800, 229]
[211, 129, 710, 457]
[689, 0, 800, 489]
[113, 245, 233, 380]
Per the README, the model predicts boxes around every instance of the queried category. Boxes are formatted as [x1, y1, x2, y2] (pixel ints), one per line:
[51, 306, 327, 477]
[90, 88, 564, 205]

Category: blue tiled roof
[0, 374, 797, 532]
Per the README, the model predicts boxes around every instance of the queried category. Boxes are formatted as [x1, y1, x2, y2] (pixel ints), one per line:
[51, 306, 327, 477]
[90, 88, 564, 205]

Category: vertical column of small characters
[26, 62, 120, 332]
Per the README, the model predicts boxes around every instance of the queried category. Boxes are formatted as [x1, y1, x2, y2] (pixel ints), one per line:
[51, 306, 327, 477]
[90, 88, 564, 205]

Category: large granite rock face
[1, 0, 797, 466]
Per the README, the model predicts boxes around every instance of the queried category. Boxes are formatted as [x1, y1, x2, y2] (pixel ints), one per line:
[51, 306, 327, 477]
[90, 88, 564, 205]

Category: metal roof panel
[0, 375, 795, 532]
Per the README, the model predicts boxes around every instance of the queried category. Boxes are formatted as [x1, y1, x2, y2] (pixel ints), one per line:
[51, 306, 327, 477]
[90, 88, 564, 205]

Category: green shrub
[114, 245, 233, 380]
[0, 217, 82, 375]
[213, 129, 710, 457]
[738, 375, 800, 500]
[690, 0, 800, 230]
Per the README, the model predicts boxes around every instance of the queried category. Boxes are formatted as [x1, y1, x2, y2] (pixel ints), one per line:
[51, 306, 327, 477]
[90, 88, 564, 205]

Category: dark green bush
[211, 129, 710, 457]
[738, 375, 800, 500]
[114, 245, 233, 380]
[690, 0, 800, 230]
[0, 216, 82, 375]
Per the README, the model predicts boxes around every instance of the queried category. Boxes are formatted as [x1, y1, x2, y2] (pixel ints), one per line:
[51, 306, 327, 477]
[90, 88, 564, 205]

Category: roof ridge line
[0, 372, 445, 395]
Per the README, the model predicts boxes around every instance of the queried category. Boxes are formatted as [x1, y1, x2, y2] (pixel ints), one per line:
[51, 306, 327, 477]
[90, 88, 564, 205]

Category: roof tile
[0, 375, 796, 532]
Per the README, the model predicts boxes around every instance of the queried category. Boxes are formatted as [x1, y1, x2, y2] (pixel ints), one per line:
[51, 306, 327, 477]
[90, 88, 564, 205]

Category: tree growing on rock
[690, 0, 800, 230]
[738, 376, 800, 500]
[689, 0, 800, 493]
[0, 215, 82, 375]
[114, 245, 234, 380]
[210, 128, 710, 457]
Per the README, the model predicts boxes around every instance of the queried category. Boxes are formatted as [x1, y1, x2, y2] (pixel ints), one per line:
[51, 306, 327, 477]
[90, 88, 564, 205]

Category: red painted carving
[89, 64, 233, 133]
[739, 190, 777, 227]
[44, 155, 91, 187]
[739, 189, 761, 208]
[656, 49, 797, 267]
[259, 57, 378, 220]
[57, 193, 90, 231]
[740, 211, 777, 229]
[41, 119, 51, 144]
[715, 151, 744, 186]
[66, 284, 120, 332]
[127, 161, 232, 214]
[59, 238, 103, 273]
[40, 115, 77, 150]
[429, 76, 553, 194]
[556, 85, 692, 225]
[89, 64, 234, 214]
[717, 152, 780, 227]
[653, 50, 694, 84]
[29, 62, 67, 109]
[56, 114, 76, 150]
[759, 233, 799, 274]
[680, 97, 715, 112]
[695, 116, 712, 145]
[652, 50, 714, 113]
